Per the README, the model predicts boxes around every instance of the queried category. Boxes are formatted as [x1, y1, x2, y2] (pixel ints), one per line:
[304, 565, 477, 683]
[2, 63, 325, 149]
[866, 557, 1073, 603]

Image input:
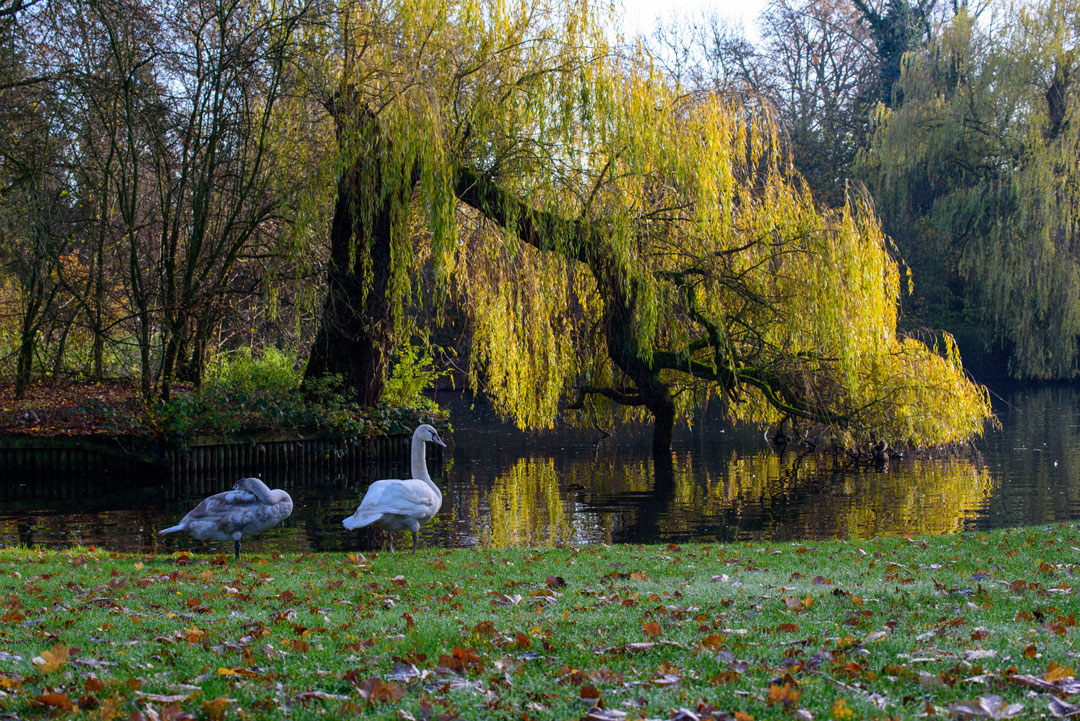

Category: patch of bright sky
[614, 0, 770, 43]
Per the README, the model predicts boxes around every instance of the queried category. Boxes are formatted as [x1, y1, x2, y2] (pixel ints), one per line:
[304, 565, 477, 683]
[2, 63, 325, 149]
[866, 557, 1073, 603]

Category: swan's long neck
[410, 436, 440, 497]
[238, 477, 276, 504]
[272, 489, 293, 511]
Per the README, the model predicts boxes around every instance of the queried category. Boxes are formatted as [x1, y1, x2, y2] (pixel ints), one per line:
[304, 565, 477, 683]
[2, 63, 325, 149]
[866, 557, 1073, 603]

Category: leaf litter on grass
[0, 527, 1078, 719]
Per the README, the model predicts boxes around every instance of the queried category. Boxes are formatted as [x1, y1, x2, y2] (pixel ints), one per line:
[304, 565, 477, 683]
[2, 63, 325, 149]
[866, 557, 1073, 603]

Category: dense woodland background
[0, 0, 1074, 449]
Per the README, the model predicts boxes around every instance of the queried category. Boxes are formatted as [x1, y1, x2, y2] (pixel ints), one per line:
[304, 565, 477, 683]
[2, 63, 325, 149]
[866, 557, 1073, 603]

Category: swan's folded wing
[358, 479, 437, 514]
[182, 489, 256, 517]
[180, 489, 259, 530]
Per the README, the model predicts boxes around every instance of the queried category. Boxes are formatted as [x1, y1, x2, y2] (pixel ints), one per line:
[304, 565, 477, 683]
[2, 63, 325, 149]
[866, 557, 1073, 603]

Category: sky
[615, 0, 770, 41]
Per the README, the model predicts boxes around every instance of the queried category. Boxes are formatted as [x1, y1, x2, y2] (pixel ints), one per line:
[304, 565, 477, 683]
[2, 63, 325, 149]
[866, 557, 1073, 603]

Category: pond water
[1, 384, 1078, 553]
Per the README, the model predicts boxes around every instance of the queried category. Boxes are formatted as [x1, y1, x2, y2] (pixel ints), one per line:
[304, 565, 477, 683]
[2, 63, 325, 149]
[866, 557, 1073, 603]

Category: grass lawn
[1, 526, 1078, 720]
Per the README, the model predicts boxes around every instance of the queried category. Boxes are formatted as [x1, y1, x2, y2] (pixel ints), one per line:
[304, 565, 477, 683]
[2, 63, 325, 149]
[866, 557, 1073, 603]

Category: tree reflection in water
[459, 446, 994, 547]
[2, 385, 1078, 552]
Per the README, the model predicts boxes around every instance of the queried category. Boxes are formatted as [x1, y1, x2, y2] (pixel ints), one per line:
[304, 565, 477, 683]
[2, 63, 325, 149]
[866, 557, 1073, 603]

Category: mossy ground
[1, 525, 1078, 720]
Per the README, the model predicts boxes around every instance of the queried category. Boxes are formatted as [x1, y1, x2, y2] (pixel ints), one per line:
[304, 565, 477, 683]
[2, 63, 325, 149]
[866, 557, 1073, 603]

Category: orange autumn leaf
[201, 695, 233, 721]
[766, 681, 800, 708]
[777, 622, 800, 633]
[217, 667, 267, 680]
[354, 678, 405, 704]
[159, 703, 197, 721]
[34, 692, 76, 712]
[438, 646, 484, 673]
[699, 634, 725, 650]
[182, 626, 206, 643]
[1045, 661, 1076, 681]
[1, 608, 26, 623]
[642, 621, 662, 637]
[32, 644, 69, 673]
[783, 594, 813, 611]
[710, 670, 740, 684]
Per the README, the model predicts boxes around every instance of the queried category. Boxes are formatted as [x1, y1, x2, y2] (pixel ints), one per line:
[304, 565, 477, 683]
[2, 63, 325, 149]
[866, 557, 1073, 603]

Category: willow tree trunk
[602, 281, 678, 452]
[304, 112, 397, 406]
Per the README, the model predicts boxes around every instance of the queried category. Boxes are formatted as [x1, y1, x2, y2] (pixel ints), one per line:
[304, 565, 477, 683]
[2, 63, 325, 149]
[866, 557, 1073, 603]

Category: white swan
[342, 424, 446, 553]
[159, 477, 293, 559]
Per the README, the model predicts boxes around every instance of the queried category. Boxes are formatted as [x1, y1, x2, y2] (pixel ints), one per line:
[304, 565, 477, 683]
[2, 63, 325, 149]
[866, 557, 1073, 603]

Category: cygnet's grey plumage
[342, 424, 446, 552]
[160, 477, 293, 559]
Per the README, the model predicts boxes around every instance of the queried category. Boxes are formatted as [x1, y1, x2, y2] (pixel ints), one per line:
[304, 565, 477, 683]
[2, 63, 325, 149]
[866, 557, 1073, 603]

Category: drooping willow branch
[567, 385, 645, 409]
[662, 269, 852, 426]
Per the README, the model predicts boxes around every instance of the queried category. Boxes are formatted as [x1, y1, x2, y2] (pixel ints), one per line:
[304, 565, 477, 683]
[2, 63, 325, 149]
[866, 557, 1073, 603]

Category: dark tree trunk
[650, 402, 676, 452]
[600, 275, 678, 454]
[136, 308, 153, 400]
[304, 110, 398, 406]
[50, 319, 72, 382]
[606, 326, 677, 454]
[90, 216, 106, 381]
[14, 269, 44, 400]
[176, 325, 208, 388]
[14, 332, 35, 400]
[1045, 58, 1072, 141]
[159, 320, 184, 401]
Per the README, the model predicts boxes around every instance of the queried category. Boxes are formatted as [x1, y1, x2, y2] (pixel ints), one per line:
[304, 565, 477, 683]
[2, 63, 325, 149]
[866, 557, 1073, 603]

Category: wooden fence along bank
[0, 429, 430, 500]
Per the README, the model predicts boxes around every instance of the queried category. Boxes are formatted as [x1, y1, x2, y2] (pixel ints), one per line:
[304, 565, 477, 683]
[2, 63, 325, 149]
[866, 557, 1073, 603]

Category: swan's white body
[160, 477, 293, 559]
[342, 424, 446, 552]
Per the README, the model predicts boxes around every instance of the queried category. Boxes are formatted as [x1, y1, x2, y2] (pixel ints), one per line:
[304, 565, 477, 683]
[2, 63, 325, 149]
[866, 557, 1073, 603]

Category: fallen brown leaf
[32, 643, 70, 673]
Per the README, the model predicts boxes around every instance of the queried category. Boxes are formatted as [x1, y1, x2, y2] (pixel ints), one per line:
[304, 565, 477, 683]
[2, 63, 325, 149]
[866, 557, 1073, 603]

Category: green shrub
[204, 346, 299, 396]
[151, 346, 443, 442]
[382, 342, 448, 411]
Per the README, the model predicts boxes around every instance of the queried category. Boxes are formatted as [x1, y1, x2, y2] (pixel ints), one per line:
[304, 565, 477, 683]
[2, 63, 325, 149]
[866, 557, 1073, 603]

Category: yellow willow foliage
[453, 214, 585, 429]
[283, 0, 990, 445]
[862, 1, 1080, 379]
[283, 0, 606, 343]
[558, 68, 989, 444]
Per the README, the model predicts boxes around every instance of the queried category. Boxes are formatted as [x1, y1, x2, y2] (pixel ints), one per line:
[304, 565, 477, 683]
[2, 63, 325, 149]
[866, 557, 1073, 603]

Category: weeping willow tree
[860, 1, 1080, 379]
[296, 0, 992, 450]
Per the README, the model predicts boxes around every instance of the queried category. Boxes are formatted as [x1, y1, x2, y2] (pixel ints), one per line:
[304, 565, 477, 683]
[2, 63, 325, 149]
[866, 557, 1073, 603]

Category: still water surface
[1, 384, 1078, 553]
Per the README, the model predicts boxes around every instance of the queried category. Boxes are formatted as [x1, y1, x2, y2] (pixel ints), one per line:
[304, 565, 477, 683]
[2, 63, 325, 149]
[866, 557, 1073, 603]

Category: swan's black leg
[387, 533, 394, 553]
[411, 530, 418, 554]
[234, 539, 241, 560]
